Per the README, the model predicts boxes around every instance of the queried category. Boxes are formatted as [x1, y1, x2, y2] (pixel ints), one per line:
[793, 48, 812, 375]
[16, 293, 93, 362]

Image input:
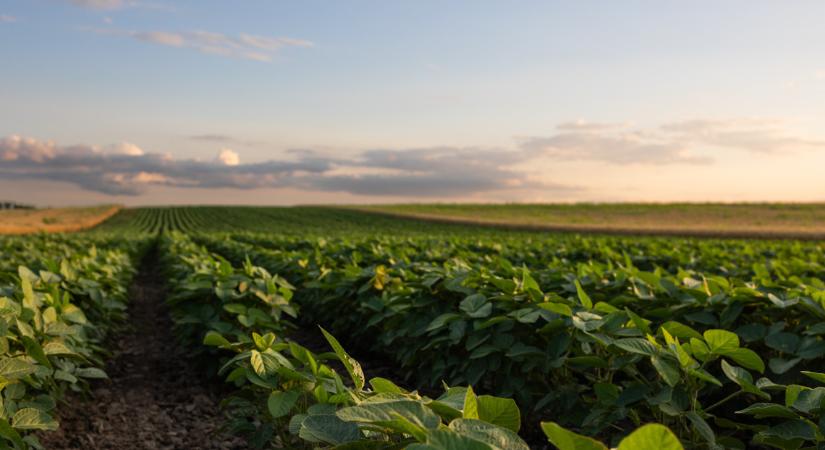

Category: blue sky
[2, 1, 825, 205]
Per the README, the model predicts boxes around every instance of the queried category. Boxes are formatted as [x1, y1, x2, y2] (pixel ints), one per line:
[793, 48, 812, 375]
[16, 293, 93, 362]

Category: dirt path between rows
[40, 246, 246, 450]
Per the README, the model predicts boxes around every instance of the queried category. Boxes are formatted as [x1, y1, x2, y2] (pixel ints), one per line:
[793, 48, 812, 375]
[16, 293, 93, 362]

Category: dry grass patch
[0, 205, 121, 234]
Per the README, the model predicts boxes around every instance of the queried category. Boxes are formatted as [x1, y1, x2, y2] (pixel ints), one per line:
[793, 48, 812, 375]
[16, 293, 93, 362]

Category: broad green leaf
[651, 356, 681, 387]
[0, 357, 37, 380]
[769, 357, 802, 375]
[298, 414, 360, 445]
[421, 429, 495, 450]
[460, 294, 493, 319]
[540, 422, 607, 450]
[790, 387, 825, 414]
[0, 419, 24, 449]
[614, 338, 659, 357]
[625, 308, 652, 335]
[721, 360, 769, 399]
[703, 329, 739, 355]
[337, 400, 441, 429]
[11, 408, 58, 431]
[537, 302, 572, 317]
[685, 412, 715, 446]
[659, 321, 702, 341]
[449, 419, 529, 450]
[765, 332, 800, 354]
[203, 331, 231, 347]
[370, 377, 405, 394]
[21, 336, 51, 369]
[617, 424, 684, 450]
[725, 348, 765, 373]
[268, 390, 300, 419]
[475, 395, 521, 433]
[427, 313, 462, 332]
[736, 403, 799, 419]
[758, 419, 816, 441]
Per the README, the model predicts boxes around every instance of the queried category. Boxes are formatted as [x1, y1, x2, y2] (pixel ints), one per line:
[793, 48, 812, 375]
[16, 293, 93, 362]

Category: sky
[2, 0, 825, 206]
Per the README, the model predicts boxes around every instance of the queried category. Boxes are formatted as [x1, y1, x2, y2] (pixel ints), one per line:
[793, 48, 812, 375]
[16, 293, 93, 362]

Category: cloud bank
[0, 135, 564, 197]
[2, 119, 821, 198]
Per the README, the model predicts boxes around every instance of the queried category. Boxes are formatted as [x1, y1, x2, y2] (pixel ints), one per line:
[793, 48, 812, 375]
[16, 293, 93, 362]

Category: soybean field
[3, 206, 825, 450]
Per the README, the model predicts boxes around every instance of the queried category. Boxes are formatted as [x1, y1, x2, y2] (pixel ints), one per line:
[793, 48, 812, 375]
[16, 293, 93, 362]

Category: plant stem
[705, 390, 742, 413]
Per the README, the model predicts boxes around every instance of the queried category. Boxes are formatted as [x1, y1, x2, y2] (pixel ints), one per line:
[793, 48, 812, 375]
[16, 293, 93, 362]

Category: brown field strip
[0, 205, 122, 234]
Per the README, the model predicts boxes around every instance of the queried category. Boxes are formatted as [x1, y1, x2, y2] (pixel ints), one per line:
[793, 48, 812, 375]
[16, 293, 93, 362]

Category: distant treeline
[0, 202, 35, 210]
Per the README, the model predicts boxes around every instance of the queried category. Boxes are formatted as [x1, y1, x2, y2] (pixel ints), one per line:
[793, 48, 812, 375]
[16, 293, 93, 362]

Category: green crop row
[158, 232, 696, 449]
[0, 235, 144, 448]
[192, 229, 825, 449]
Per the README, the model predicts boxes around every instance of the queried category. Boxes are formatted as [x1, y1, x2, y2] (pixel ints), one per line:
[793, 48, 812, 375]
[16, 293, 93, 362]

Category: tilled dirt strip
[40, 247, 246, 450]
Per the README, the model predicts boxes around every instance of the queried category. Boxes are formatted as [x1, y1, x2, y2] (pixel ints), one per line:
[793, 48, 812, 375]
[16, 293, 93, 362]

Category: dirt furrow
[41, 246, 246, 450]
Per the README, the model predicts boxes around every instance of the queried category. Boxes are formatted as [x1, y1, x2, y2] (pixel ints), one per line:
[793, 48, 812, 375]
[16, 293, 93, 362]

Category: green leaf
[574, 280, 593, 310]
[0, 419, 24, 449]
[449, 419, 529, 450]
[268, 390, 300, 419]
[21, 336, 51, 369]
[659, 321, 702, 341]
[791, 387, 825, 414]
[614, 338, 659, 357]
[703, 329, 739, 354]
[537, 302, 572, 317]
[203, 331, 231, 347]
[460, 294, 493, 319]
[758, 419, 816, 441]
[617, 424, 684, 450]
[475, 395, 521, 433]
[769, 357, 802, 375]
[463, 386, 479, 420]
[427, 313, 462, 332]
[337, 400, 441, 430]
[721, 360, 769, 400]
[736, 403, 800, 419]
[370, 377, 405, 394]
[298, 414, 360, 445]
[0, 357, 37, 379]
[725, 348, 765, 373]
[421, 429, 495, 450]
[765, 332, 800, 354]
[625, 308, 652, 335]
[320, 327, 365, 391]
[685, 412, 715, 446]
[540, 422, 607, 450]
[11, 408, 58, 431]
[801, 371, 825, 385]
[651, 356, 681, 387]
[250, 350, 267, 376]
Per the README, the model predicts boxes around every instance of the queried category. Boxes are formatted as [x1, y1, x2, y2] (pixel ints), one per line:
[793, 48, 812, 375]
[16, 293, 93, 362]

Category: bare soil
[40, 247, 247, 450]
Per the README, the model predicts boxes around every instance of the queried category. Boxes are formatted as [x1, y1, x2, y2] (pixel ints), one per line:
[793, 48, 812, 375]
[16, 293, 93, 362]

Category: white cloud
[108, 142, 145, 156]
[216, 148, 240, 166]
[522, 118, 824, 165]
[0, 14, 17, 23]
[89, 28, 313, 62]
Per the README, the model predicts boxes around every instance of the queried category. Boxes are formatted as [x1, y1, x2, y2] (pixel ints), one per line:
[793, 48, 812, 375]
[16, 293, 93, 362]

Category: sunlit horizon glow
[2, 1, 825, 206]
